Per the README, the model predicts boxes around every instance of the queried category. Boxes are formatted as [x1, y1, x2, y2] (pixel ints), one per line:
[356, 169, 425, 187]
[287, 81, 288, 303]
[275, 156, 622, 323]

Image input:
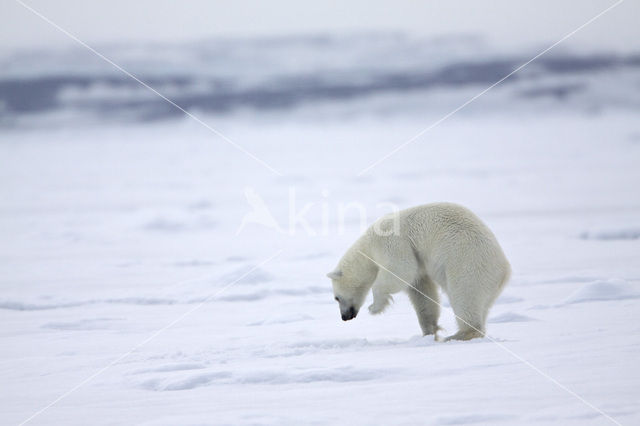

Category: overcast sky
[2, 0, 639, 53]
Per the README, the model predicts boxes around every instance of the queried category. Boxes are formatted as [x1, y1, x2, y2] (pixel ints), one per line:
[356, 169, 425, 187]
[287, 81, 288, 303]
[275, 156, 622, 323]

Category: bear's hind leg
[444, 329, 484, 341]
[446, 285, 487, 341]
[408, 275, 441, 336]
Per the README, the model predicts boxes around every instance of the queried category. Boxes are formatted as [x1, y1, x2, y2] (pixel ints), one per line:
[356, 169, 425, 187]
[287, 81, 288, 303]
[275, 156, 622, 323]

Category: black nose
[341, 306, 357, 321]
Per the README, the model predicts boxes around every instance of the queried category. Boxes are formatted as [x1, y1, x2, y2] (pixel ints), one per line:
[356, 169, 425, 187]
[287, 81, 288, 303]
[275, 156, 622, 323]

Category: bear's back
[388, 203, 506, 274]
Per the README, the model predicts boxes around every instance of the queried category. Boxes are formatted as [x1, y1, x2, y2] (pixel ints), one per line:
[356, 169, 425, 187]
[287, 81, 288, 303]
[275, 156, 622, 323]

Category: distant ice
[580, 229, 640, 240]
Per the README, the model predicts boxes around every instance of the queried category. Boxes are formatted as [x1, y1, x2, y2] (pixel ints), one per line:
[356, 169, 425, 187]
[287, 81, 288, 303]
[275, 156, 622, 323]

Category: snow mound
[238, 367, 387, 384]
[142, 216, 217, 232]
[217, 286, 328, 303]
[137, 367, 388, 391]
[494, 294, 524, 304]
[564, 279, 640, 304]
[219, 265, 273, 285]
[248, 313, 314, 326]
[0, 297, 180, 311]
[130, 364, 207, 375]
[139, 372, 232, 391]
[42, 318, 123, 330]
[0, 300, 87, 311]
[434, 414, 516, 425]
[488, 312, 537, 323]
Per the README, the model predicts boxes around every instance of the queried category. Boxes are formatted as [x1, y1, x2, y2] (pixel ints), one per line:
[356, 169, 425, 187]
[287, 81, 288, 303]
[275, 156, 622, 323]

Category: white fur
[328, 202, 511, 340]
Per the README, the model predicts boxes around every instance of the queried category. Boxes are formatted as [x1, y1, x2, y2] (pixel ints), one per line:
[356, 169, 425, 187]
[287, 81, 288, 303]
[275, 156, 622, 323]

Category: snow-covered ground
[1, 36, 640, 425]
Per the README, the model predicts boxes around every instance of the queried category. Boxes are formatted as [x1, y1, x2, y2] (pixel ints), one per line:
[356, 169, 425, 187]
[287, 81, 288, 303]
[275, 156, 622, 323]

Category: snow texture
[1, 36, 640, 425]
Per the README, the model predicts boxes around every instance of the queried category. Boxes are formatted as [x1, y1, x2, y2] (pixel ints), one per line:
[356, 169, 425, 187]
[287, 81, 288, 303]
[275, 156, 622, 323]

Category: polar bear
[327, 203, 510, 341]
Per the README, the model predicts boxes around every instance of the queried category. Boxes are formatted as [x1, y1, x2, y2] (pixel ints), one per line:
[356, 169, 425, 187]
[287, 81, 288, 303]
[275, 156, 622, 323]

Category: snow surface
[1, 41, 640, 425]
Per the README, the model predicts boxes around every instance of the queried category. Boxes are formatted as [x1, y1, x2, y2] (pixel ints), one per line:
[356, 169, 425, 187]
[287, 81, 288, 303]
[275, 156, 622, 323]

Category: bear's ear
[326, 270, 342, 280]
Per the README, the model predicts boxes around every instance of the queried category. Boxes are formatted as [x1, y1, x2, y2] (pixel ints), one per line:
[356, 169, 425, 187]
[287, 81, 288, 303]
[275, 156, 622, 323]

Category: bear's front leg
[408, 275, 441, 336]
[368, 287, 393, 315]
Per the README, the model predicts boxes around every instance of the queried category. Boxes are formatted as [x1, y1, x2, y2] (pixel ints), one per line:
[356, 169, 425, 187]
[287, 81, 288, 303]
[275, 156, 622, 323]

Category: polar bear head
[327, 259, 378, 321]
